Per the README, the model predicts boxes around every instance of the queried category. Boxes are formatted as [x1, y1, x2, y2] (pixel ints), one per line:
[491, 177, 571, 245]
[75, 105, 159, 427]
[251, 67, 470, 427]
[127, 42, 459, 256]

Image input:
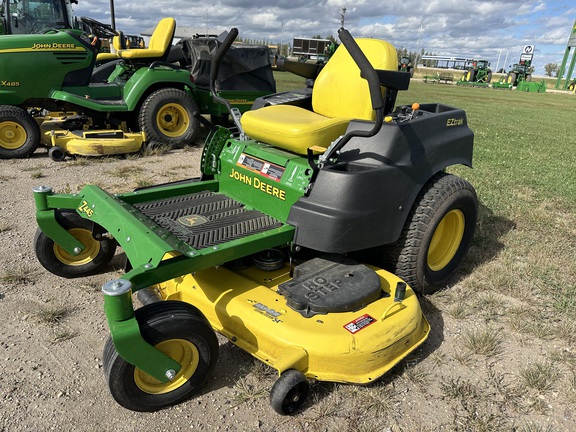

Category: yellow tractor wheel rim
[134, 339, 199, 394]
[53, 228, 100, 266]
[427, 209, 465, 272]
[0, 121, 27, 150]
[156, 104, 190, 137]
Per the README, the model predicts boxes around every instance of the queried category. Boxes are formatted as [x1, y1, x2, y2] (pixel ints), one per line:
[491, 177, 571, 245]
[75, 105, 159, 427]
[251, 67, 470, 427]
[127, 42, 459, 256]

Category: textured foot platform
[134, 191, 282, 249]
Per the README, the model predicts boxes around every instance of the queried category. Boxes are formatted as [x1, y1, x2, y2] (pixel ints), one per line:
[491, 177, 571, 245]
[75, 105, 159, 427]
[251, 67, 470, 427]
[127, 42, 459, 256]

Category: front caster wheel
[270, 369, 310, 415]
[48, 146, 66, 161]
[34, 211, 116, 278]
[103, 301, 219, 412]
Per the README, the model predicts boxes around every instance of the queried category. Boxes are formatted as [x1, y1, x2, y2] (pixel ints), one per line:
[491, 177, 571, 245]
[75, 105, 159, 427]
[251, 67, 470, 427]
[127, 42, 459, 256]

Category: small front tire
[269, 369, 310, 415]
[34, 211, 116, 278]
[103, 301, 219, 412]
[48, 146, 67, 162]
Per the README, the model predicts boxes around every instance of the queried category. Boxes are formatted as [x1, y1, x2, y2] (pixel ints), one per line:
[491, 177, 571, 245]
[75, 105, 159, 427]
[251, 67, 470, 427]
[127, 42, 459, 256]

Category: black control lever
[318, 28, 385, 166]
[209, 28, 246, 137]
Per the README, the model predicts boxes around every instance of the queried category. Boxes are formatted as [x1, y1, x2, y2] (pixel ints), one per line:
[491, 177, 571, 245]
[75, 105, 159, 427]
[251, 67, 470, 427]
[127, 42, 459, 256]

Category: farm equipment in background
[492, 46, 546, 92]
[398, 56, 414, 77]
[0, 0, 76, 34]
[0, 16, 276, 160]
[456, 59, 492, 87]
[33, 27, 478, 415]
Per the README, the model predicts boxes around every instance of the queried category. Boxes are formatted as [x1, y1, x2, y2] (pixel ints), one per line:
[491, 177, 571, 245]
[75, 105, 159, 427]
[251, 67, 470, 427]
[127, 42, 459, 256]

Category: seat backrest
[312, 38, 398, 121]
[117, 18, 176, 61]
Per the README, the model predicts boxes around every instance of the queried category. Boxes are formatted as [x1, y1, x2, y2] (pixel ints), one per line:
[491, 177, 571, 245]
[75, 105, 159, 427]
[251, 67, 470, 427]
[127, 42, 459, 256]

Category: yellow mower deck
[153, 263, 430, 383]
[38, 113, 145, 157]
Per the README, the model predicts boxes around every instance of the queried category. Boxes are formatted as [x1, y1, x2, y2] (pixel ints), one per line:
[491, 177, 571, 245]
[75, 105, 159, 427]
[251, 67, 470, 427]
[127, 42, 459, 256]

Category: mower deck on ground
[33, 28, 477, 414]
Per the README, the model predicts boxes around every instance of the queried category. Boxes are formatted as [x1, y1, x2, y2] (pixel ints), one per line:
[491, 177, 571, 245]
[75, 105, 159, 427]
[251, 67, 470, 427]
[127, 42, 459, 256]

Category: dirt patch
[0, 147, 574, 431]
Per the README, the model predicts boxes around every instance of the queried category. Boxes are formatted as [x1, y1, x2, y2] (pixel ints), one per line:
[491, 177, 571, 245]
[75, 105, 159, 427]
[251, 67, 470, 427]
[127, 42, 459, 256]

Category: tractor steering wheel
[79, 16, 118, 39]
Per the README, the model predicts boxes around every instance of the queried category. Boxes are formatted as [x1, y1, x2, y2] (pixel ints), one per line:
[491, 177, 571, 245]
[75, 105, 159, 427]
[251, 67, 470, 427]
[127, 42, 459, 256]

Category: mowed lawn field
[276, 71, 576, 430]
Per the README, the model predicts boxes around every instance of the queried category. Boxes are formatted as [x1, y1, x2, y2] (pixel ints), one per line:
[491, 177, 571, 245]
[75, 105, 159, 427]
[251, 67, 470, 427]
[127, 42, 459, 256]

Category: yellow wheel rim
[0, 121, 27, 150]
[53, 228, 100, 266]
[427, 210, 465, 272]
[156, 104, 190, 137]
[134, 339, 199, 394]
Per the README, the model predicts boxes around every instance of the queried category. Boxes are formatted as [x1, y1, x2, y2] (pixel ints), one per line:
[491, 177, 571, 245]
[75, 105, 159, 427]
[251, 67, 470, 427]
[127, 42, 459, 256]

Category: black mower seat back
[240, 38, 398, 155]
[116, 18, 176, 63]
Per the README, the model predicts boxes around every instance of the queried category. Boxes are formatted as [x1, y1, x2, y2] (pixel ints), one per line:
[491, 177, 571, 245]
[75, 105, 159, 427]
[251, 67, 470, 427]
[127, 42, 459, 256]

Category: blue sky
[73, 0, 576, 76]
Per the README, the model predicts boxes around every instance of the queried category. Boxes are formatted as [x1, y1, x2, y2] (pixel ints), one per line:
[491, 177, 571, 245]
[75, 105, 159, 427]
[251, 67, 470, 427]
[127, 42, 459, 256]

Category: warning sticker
[343, 314, 376, 334]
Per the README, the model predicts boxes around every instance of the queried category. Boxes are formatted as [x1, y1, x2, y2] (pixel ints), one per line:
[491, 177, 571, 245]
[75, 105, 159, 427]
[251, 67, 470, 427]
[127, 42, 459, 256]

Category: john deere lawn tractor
[457, 59, 492, 87]
[0, 16, 275, 160]
[32, 27, 477, 414]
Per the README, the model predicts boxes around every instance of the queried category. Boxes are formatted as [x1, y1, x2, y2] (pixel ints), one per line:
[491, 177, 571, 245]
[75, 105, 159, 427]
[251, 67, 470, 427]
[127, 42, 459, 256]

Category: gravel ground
[1, 145, 574, 432]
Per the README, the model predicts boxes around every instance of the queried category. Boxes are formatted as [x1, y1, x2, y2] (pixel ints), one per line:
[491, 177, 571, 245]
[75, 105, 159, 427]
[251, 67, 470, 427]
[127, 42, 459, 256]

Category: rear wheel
[34, 211, 116, 278]
[139, 88, 199, 147]
[103, 301, 219, 412]
[486, 71, 492, 83]
[0, 106, 40, 159]
[377, 172, 477, 294]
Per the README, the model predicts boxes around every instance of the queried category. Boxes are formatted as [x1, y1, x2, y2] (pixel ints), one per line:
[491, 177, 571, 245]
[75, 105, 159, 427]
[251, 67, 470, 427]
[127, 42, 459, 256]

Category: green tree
[544, 62, 559, 77]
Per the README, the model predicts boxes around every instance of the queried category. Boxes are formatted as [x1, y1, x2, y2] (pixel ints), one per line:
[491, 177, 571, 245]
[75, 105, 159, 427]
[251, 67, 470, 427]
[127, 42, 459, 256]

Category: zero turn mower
[33, 27, 478, 414]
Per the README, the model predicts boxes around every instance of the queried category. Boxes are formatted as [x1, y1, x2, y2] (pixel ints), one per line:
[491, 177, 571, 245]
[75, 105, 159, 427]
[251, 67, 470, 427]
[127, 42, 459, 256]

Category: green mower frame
[33, 28, 478, 415]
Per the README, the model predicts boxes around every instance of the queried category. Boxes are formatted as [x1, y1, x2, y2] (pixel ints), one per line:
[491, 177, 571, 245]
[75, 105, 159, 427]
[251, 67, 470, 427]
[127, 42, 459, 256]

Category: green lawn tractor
[0, 16, 275, 160]
[457, 59, 492, 87]
[32, 27, 478, 415]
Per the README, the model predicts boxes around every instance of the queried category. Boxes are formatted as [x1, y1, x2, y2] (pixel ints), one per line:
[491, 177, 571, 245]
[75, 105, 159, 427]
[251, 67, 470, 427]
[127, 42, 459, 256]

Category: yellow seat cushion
[240, 38, 398, 155]
[241, 105, 351, 154]
[117, 18, 175, 60]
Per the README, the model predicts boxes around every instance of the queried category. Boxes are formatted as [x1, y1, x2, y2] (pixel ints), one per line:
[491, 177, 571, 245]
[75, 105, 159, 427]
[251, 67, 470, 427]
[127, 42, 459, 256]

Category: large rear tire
[34, 211, 116, 278]
[0, 105, 40, 159]
[139, 88, 199, 147]
[378, 172, 477, 294]
[103, 301, 219, 412]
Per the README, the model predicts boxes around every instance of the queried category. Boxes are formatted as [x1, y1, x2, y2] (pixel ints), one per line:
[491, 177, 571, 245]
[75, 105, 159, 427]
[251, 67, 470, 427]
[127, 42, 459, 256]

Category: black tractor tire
[486, 71, 493, 83]
[34, 211, 116, 278]
[507, 72, 517, 86]
[377, 172, 478, 295]
[269, 369, 310, 415]
[569, 82, 576, 91]
[466, 70, 476, 82]
[526, 74, 532, 82]
[48, 146, 67, 162]
[138, 88, 199, 147]
[0, 105, 40, 159]
[103, 301, 219, 412]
